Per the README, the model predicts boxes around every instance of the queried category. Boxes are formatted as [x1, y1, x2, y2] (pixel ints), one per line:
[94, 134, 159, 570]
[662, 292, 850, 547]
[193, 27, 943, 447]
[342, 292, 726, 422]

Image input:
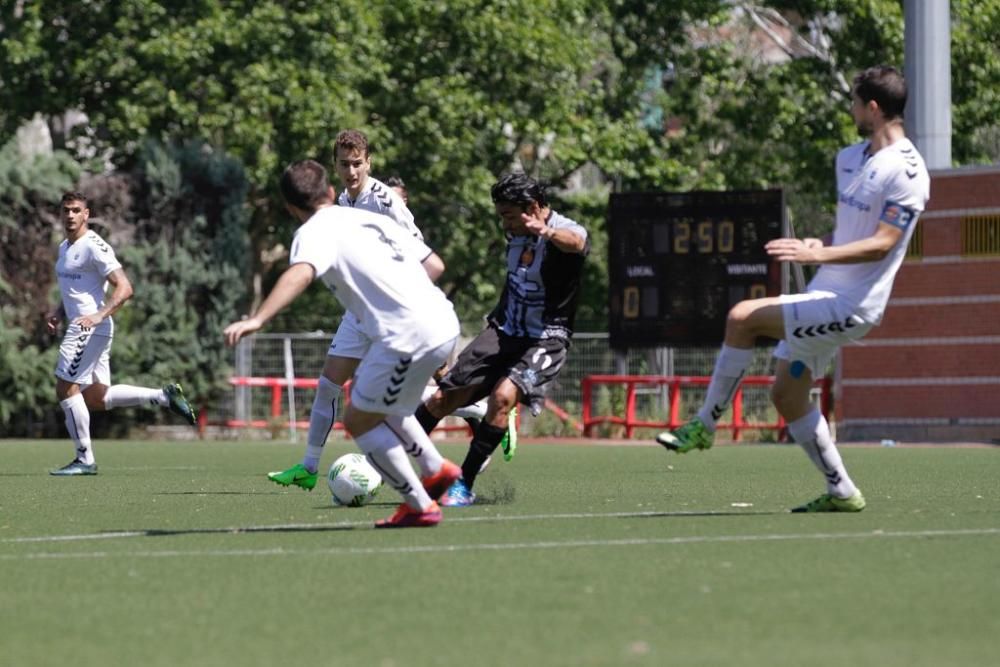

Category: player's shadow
[113, 523, 361, 538]
[154, 491, 285, 496]
[630, 509, 785, 518]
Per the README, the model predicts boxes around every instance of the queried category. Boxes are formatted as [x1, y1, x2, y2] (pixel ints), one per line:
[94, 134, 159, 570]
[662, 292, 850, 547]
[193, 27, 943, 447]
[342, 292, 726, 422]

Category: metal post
[283, 336, 297, 442]
[904, 0, 952, 169]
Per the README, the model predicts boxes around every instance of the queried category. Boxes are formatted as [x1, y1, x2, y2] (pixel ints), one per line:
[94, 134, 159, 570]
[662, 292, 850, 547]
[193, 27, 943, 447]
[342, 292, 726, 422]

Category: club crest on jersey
[519, 246, 535, 267]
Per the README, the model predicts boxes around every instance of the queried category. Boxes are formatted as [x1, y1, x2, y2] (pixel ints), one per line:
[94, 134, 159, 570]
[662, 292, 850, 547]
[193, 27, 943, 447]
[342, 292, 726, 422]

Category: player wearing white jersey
[46, 192, 196, 476]
[226, 159, 461, 527]
[656, 65, 930, 513]
[266, 131, 461, 495]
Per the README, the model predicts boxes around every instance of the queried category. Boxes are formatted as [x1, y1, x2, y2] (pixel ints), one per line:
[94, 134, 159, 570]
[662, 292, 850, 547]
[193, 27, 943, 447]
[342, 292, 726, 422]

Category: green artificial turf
[1, 438, 998, 667]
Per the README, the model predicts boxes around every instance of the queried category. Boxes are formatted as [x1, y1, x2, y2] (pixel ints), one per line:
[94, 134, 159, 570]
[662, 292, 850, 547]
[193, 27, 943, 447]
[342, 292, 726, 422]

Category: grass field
[1, 438, 998, 667]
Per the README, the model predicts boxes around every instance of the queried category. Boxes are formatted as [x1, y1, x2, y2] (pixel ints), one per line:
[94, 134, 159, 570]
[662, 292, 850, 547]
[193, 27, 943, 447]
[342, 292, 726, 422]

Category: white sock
[384, 414, 443, 477]
[354, 423, 433, 510]
[453, 399, 488, 420]
[60, 394, 94, 464]
[696, 345, 753, 431]
[787, 408, 857, 498]
[103, 384, 166, 409]
[303, 376, 342, 473]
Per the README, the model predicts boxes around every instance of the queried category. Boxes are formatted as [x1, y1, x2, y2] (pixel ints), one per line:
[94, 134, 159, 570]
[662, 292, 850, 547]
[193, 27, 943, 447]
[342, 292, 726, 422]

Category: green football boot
[791, 490, 866, 513]
[163, 383, 197, 426]
[655, 417, 714, 454]
[500, 406, 518, 462]
[267, 463, 318, 491]
[50, 459, 98, 476]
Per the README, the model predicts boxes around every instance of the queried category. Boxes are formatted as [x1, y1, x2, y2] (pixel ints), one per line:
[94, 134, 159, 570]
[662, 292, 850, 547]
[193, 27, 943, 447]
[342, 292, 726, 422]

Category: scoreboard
[608, 189, 785, 349]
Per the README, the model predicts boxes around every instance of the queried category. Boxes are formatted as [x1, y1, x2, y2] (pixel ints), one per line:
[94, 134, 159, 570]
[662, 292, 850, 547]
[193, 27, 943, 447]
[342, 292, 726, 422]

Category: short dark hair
[61, 191, 88, 206]
[280, 160, 332, 211]
[384, 175, 406, 189]
[490, 173, 547, 207]
[853, 65, 907, 120]
[333, 129, 370, 160]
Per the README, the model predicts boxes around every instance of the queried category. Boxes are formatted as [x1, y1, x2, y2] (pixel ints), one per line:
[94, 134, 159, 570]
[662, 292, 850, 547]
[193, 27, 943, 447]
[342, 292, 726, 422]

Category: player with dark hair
[656, 65, 930, 513]
[227, 160, 461, 527]
[384, 175, 408, 205]
[414, 173, 590, 506]
[46, 192, 196, 475]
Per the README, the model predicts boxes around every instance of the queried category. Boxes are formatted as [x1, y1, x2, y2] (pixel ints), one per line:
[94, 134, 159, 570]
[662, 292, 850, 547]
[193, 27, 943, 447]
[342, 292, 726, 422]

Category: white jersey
[338, 176, 422, 241]
[55, 229, 122, 336]
[289, 206, 457, 350]
[808, 137, 930, 324]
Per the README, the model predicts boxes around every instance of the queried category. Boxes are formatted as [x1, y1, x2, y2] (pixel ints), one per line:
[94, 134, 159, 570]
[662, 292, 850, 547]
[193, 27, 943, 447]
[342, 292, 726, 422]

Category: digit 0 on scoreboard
[608, 189, 784, 349]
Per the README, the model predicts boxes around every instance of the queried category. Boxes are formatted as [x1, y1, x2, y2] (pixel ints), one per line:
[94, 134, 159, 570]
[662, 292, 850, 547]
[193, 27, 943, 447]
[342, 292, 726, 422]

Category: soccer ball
[327, 453, 383, 507]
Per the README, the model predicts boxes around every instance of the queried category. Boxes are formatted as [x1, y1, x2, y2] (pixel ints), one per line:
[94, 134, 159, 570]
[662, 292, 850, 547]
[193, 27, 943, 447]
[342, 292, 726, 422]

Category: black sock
[461, 422, 506, 489]
[463, 416, 481, 434]
[414, 403, 441, 434]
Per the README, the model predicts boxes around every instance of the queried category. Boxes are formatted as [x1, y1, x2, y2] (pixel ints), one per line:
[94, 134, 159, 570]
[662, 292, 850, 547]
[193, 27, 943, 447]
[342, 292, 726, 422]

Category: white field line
[1, 525, 997, 563]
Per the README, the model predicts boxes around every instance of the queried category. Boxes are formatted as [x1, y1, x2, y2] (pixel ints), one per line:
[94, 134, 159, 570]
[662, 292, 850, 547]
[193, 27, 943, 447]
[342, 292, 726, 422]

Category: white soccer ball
[327, 453, 383, 507]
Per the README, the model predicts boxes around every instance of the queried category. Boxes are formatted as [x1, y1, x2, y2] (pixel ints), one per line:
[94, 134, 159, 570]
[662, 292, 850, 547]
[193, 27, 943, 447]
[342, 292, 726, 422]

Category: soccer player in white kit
[656, 65, 930, 513]
[47, 192, 197, 476]
[225, 159, 461, 527]
[266, 130, 462, 495]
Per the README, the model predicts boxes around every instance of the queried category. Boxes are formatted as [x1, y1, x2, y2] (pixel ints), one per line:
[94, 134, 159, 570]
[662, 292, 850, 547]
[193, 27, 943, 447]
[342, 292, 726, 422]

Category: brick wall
[837, 165, 1000, 442]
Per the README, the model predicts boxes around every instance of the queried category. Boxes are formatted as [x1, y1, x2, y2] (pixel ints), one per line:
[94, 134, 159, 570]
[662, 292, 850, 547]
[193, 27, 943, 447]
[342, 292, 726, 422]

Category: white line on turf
[0, 528, 997, 561]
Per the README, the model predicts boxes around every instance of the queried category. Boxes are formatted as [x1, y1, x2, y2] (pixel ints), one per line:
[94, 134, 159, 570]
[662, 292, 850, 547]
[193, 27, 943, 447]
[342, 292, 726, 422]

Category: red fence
[581, 375, 832, 440]
[207, 377, 471, 436]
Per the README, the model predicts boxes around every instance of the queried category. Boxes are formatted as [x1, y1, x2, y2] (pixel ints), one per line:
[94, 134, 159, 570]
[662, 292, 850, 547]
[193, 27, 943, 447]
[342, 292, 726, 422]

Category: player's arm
[76, 268, 133, 328]
[421, 251, 445, 282]
[766, 222, 904, 265]
[224, 263, 316, 346]
[524, 210, 587, 254]
[537, 224, 588, 253]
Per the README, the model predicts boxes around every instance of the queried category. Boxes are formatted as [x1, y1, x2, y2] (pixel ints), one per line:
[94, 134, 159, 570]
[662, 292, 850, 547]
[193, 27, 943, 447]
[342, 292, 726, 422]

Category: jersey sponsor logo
[838, 192, 871, 212]
[58, 272, 83, 280]
[879, 200, 916, 230]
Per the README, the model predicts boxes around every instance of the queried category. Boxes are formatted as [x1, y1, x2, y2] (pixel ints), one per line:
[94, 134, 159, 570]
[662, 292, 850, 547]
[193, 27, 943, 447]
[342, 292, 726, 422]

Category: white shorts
[327, 314, 370, 360]
[774, 291, 873, 377]
[350, 337, 457, 416]
[54, 325, 112, 387]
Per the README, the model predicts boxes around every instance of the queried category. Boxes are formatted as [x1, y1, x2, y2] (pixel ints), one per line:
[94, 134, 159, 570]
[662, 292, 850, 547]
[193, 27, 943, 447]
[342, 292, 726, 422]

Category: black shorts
[438, 325, 570, 416]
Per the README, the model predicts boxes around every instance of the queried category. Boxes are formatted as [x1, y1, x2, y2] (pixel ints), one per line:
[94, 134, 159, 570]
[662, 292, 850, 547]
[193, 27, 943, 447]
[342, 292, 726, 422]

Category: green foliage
[0, 311, 60, 432]
[112, 141, 251, 414]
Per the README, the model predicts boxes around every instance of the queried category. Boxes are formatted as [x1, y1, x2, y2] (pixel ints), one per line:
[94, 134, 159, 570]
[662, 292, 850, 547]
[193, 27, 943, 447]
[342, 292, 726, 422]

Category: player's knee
[771, 384, 808, 420]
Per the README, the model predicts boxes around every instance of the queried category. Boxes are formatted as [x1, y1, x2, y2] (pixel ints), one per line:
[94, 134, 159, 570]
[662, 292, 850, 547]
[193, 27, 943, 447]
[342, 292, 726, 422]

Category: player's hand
[45, 313, 62, 335]
[224, 316, 263, 346]
[765, 237, 822, 264]
[521, 209, 550, 238]
[73, 313, 103, 329]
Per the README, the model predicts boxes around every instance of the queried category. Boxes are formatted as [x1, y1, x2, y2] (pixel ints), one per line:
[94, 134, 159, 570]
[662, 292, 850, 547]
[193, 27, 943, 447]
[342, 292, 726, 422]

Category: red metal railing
[210, 377, 471, 435]
[581, 375, 832, 440]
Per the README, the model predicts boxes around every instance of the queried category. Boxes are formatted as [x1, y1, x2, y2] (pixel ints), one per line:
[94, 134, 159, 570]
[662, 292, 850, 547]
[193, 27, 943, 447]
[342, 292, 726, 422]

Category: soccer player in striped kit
[656, 66, 930, 512]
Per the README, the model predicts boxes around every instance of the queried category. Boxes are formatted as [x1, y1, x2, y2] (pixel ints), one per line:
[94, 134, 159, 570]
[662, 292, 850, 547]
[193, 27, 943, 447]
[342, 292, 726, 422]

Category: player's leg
[89, 363, 196, 425]
[348, 336, 459, 527]
[657, 296, 786, 453]
[442, 336, 569, 506]
[51, 328, 108, 475]
[769, 298, 871, 512]
[441, 379, 520, 506]
[774, 362, 864, 513]
[269, 318, 366, 490]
